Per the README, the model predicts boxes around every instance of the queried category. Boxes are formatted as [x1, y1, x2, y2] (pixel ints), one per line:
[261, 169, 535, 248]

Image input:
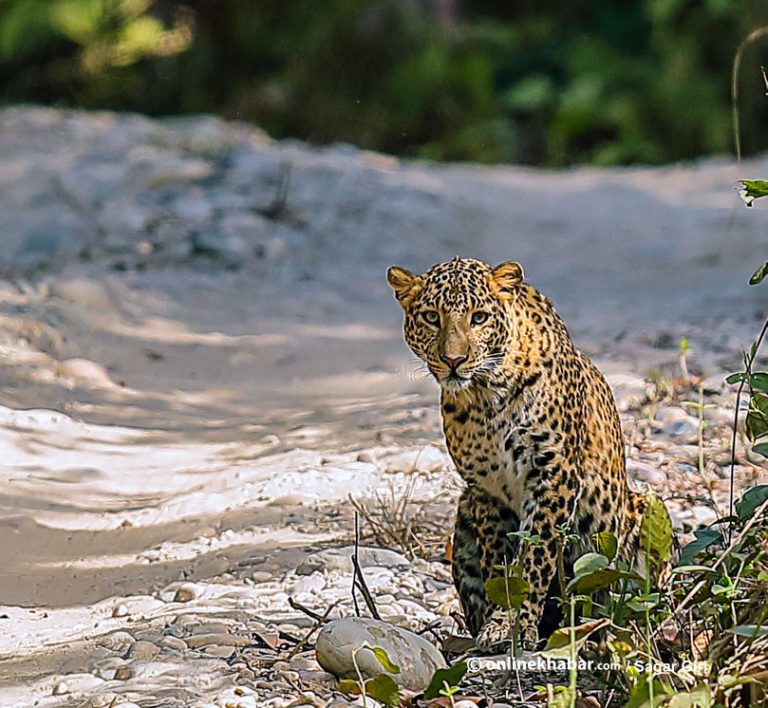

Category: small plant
[483, 530, 539, 655]
[338, 642, 402, 707]
[679, 338, 692, 384]
[423, 661, 468, 703]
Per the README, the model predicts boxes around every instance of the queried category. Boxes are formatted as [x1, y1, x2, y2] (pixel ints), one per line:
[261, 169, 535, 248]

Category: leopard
[387, 256, 656, 652]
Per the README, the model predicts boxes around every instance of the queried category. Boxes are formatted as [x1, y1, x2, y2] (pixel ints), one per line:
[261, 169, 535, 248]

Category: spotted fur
[387, 257, 652, 652]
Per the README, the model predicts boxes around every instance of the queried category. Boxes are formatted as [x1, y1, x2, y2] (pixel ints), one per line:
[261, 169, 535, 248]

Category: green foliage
[738, 181, 768, 207]
[339, 674, 400, 707]
[341, 642, 401, 707]
[554, 483, 768, 706]
[678, 528, 723, 566]
[2, 1, 768, 165]
[423, 661, 468, 700]
[593, 530, 619, 561]
[364, 643, 400, 674]
[541, 618, 608, 657]
[749, 261, 768, 285]
[625, 677, 674, 708]
[641, 493, 675, 572]
[666, 685, 713, 708]
[484, 573, 529, 610]
[735, 484, 768, 520]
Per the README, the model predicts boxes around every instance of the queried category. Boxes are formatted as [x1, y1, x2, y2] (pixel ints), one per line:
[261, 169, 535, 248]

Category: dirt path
[0, 107, 766, 707]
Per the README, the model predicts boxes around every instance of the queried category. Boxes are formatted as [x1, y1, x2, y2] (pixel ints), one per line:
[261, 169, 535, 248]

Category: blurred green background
[3, 0, 768, 166]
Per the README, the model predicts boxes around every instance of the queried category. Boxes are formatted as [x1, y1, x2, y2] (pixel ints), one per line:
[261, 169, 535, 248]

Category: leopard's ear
[490, 261, 524, 297]
[387, 265, 422, 307]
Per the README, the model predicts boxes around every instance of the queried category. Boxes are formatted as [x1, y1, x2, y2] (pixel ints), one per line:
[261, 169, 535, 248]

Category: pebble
[52, 278, 114, 309]
[691, 506, 719, 527]
[290, 573, 326, 597]
[52, 682, 69, 695]
[315, 616, 446, 691]
[114, 665, 134, 680]
[82, 694, 119, 708]
[627, 460, 666, 485]
[607, 374, 652, 412]
[298, 669, 337, 687]
[93, 657, 126, 680]
[111, 603, 129, 618]
[655, 407, 698, 438]
[126, 640, 161, 660]
[700, 373, 726, 393]
[203, 644, 236, 659]
[382, 445, 447, 473]
[159, 635, 187, 652]
[703, 406, 734, 427]
[57, 358, 115, 388]
[172, 583, 199, 602]
[295, 546, 410, 576]
[97, 631, 135, 653]
[185, 632, 251, 649]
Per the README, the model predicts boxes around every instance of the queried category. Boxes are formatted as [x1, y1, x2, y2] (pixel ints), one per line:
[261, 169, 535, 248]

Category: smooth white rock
[316, 616, 446, 691]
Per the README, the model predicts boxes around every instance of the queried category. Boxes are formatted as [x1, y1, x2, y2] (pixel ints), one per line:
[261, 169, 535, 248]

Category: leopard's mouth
[441, 370, 473, 391]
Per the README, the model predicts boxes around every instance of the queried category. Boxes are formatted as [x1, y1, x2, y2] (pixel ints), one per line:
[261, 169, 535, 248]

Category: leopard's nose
[441, 355, 468, 369]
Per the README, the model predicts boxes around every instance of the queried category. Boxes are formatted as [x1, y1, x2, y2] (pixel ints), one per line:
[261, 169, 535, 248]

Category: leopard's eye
[471, 311, 489, 326]
[422, 310, 440, 325]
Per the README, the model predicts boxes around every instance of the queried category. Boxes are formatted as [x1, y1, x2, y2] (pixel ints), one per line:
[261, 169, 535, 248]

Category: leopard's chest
[443, 399, 539, 516]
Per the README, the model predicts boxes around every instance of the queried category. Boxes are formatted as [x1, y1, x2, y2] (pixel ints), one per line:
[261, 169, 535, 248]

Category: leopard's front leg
[476, 465, 579, 652]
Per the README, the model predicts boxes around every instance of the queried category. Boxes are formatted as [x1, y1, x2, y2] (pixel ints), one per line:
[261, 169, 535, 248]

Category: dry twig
[351, 511, 381, 620]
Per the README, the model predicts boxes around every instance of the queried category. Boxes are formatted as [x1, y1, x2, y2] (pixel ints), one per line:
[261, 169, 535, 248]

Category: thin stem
[731, 27, 768, 161]
[645, 512, 654, 706]
[351, 646, 368, 708]
[728, 316, 768, 541]
[569, 595, 577, 708]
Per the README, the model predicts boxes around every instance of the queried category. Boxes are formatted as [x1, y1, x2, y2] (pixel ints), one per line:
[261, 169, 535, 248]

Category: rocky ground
[0, 106, 766, 707]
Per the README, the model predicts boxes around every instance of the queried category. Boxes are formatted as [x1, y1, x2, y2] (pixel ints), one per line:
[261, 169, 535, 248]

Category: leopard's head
[387, 257, 523, 392]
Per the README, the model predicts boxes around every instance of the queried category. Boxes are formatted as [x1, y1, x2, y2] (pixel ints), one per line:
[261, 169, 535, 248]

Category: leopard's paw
[475, 618, 514, 653]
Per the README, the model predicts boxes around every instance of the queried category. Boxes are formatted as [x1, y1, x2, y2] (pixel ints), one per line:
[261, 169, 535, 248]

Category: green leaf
[362, 643, 400, 674]
[748, 372, 768, 393]
[547, 686, 578, 708]
[731, 625, 768, 638]
[746, 391, 768, 442]
[573, 552, 610, 577]
[593, 531, 618, 561]
[540, 618, 608, 657]
[738, 180, 768, 207]
[625, 676, 673, 708]
[50, 0, 103, 43]
[567, 568, 643, 594]
[677, 528, 722, 566]
[752, 442, 768, 458]
[484, 575, 529, 610]
[338, 679, 361, 696]
[670, 565, 716, 574]
[667, 684, 713, 708]
[503, 74, 555, 111]
[750, 261, 768, 285]
[626, 593, 661, 612]
[423, 661, 468, 700]
[735, 485, 768, 520]
[364, 674, 401, 708]
[640, 493, 673, 568]
[725, 371, 768, 391]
